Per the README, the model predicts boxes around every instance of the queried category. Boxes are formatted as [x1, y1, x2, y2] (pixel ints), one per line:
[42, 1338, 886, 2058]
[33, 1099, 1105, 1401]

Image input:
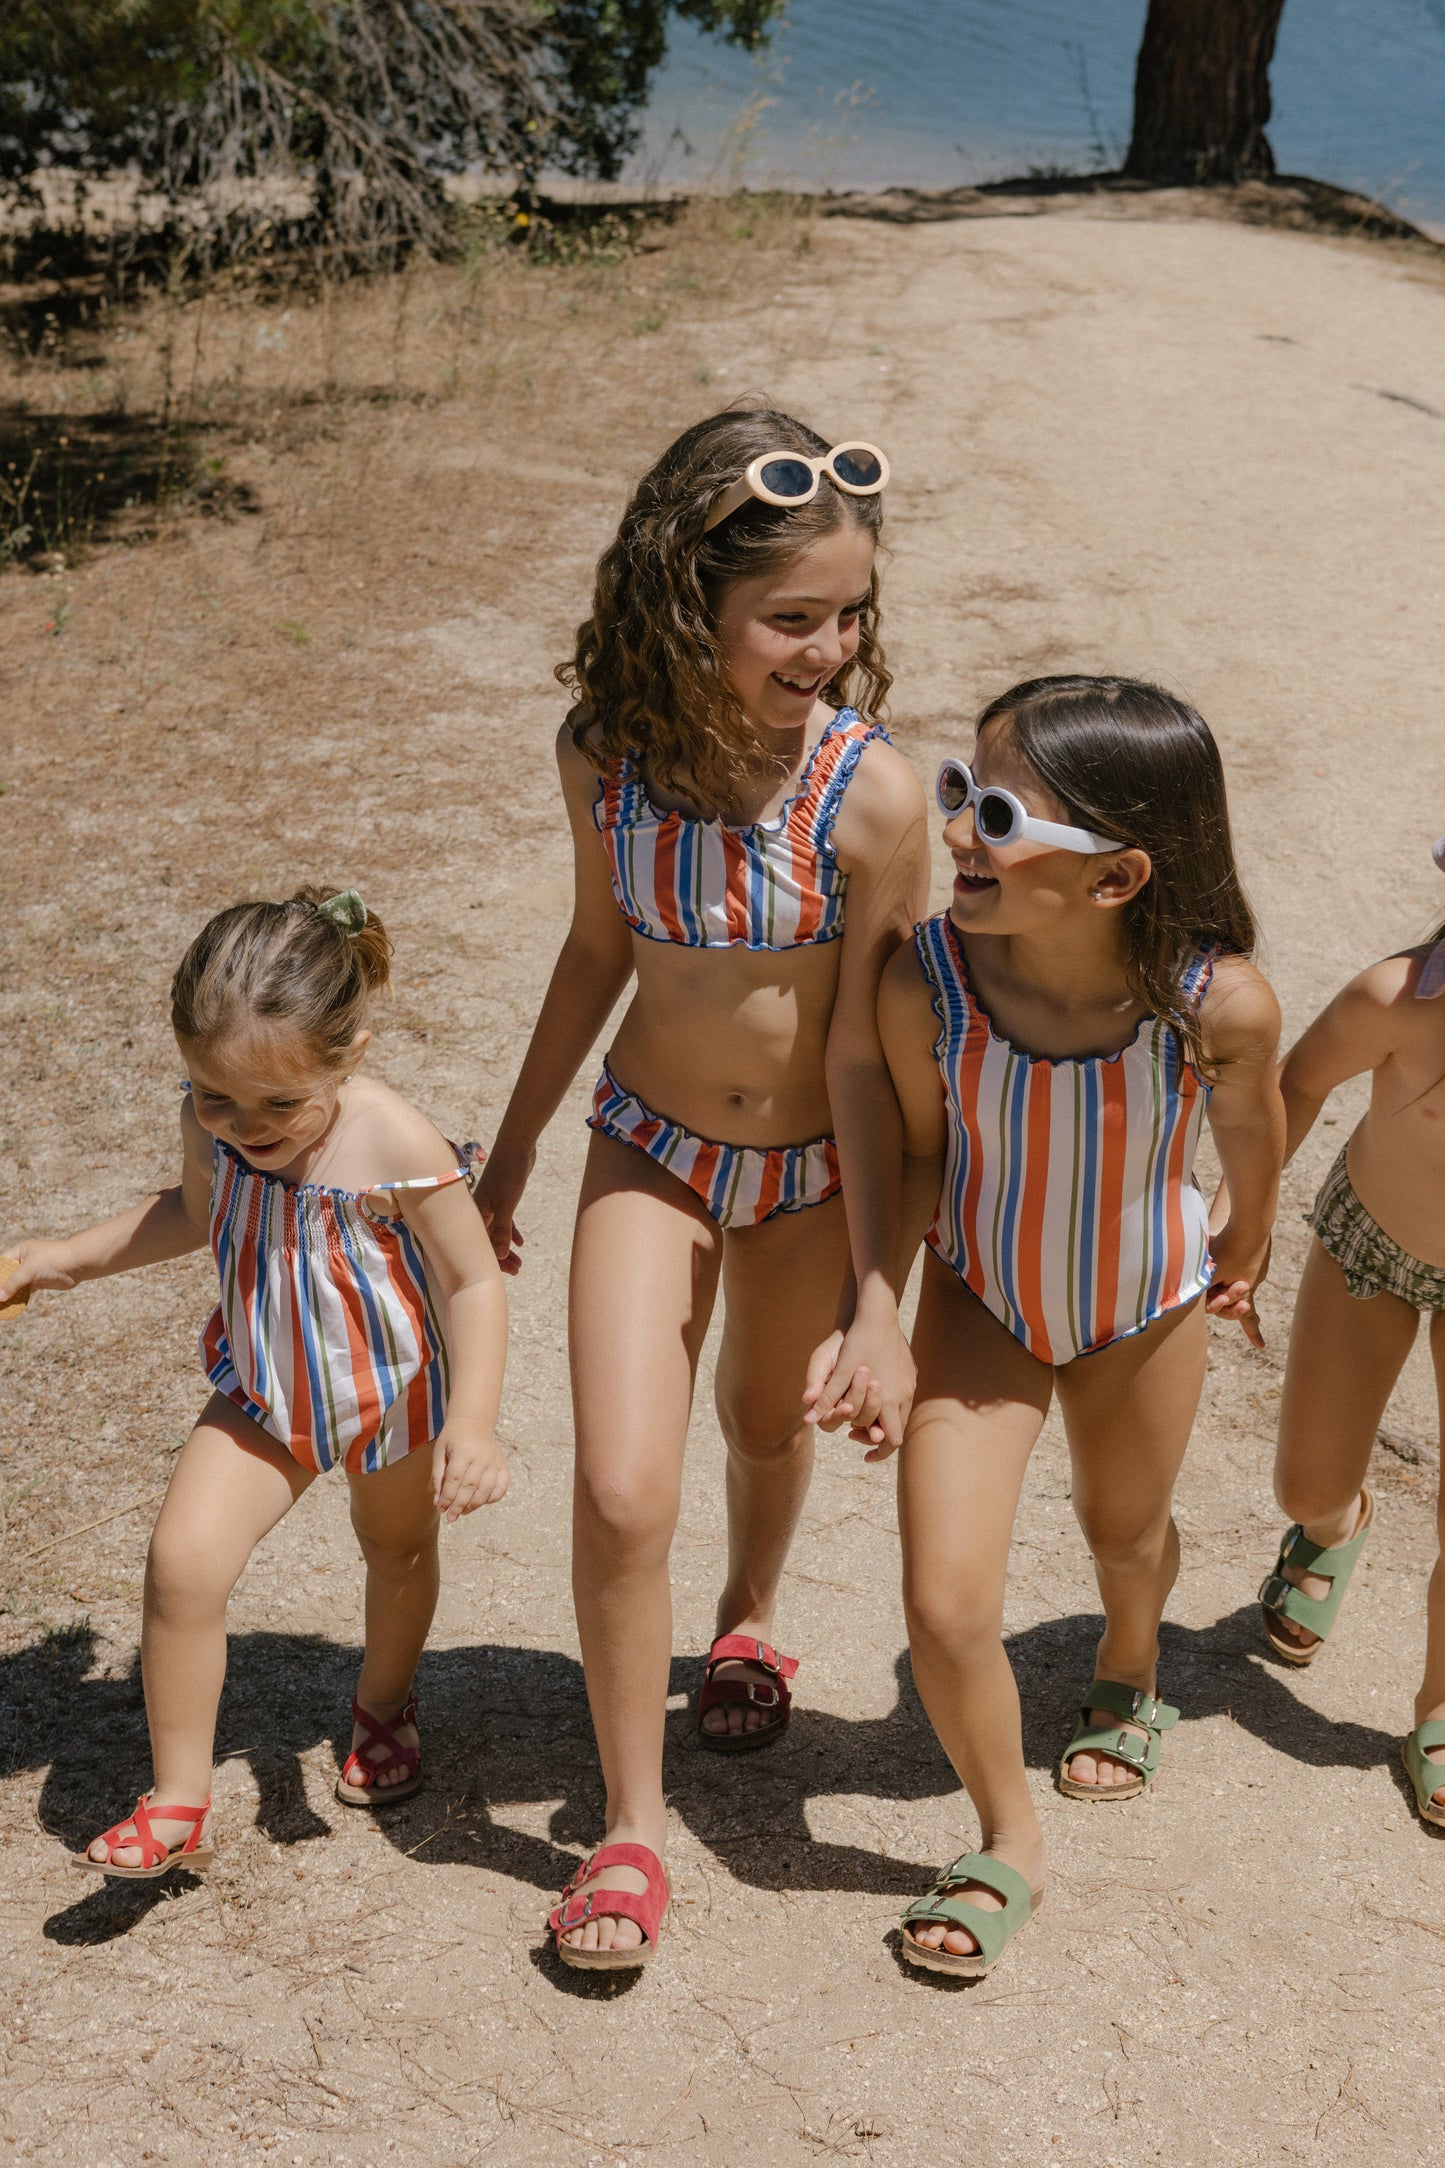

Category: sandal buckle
[746, 1682, 780, 1708]
[755, 1640, 778, 1672]
[559, 1894, 593, 1930]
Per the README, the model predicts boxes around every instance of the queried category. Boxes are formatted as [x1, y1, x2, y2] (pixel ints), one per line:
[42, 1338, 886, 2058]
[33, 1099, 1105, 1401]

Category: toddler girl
[1257, 852, 1445, 1827]
[819, 676, 1283, 1975]
[1, 887, 508, 1877]
[477, 409, 929, 1967]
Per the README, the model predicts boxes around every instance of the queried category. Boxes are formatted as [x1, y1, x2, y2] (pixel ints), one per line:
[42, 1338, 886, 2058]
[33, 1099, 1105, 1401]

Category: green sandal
[1259, 1489, 1374, 1666]
[1402, 1722, 1445, 1830]
[899, 1852, 1043, 1978]
[1058, 1681, 1178, 1800]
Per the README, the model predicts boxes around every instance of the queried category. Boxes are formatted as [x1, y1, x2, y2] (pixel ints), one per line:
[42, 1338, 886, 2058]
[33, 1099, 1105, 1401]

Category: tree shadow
[0, 407, 256, 567]
[5, 1598, 1402, 1947]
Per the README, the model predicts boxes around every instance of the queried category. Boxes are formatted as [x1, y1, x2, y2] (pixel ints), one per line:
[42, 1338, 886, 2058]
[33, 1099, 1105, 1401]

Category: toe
[941, 1925, 980, 1956]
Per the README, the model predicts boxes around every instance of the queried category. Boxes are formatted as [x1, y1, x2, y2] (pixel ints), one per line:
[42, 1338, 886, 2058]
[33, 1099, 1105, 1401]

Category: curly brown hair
[976, 676, 1257, 1076]
[558, 408, 892, 812]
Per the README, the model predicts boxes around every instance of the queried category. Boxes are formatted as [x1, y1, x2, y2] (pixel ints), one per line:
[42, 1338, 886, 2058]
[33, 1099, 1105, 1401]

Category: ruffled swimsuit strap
[362, 1139, 487, 1208]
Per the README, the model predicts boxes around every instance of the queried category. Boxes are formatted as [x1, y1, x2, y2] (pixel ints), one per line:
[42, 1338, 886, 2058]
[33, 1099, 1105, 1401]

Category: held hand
[803, 1314, 916, 1460]
[1204, 1226, 1273, 1350]
[472, 1146, 534, 1277]
[0, 1239, 81, 1309]
[431, 1424, 510, 1522]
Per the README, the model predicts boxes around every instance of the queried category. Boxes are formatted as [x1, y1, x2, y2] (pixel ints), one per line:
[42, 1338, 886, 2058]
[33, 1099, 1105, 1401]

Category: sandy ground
[4, 194, 1445, 2165]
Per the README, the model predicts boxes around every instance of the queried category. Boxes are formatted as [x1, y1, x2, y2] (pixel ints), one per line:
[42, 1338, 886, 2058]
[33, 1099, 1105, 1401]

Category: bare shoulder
[1199, 953, 1281, 1065]
[556, 719, 606, 813]
[830, 737, 930, 876]
[179, 1089, 214, 1172]
[345, 1077, 458, 1182]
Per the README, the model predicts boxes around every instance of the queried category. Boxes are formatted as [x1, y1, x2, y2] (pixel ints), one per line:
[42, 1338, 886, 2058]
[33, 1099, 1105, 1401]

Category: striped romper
[200, 1130, 485, 1474]
[916, 915, 1216, 1363]
[589, 706, 887, 1228]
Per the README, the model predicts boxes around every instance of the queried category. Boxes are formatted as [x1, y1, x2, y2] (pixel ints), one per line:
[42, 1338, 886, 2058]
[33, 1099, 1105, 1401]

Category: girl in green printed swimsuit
[1259, 848, 1445, 1827]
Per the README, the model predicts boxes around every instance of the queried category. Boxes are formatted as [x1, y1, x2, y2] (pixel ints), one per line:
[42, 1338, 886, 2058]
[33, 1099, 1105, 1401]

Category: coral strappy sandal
[335, 1694, 423, 1806]
[1058, 1682, 1178, 1801]
[1260, 1489, 1375, 1666]
[1403, 1722, 1445, 1829]
[696, 1632, 799, 1753]
[548, 1843, 671, 1971]
[71, 1793, 214, 1880]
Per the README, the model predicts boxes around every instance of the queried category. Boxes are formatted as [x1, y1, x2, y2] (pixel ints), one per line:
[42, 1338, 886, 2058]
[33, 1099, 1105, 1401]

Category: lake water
[629, 0, 1445, 233]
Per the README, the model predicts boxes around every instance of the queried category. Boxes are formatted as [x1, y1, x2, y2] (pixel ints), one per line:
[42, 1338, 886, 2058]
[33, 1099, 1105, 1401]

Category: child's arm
[1199, 957, 1285, 1348]
[474, 727, 635, 1274]
[807, 939, 946, 1459]
[812, 747, 931, 1450]
[1277, 957, 1413, 1162]
[398, 1175, 510, 1523]
[0, 1100, 211, 1307]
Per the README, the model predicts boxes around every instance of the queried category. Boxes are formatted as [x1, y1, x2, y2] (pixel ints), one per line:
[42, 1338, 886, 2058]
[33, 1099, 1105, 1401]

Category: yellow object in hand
[0, 1258, 30, 1319]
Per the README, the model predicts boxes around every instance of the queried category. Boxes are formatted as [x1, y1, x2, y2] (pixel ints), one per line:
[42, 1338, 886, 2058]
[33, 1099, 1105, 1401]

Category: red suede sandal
[548, 1842, 670, 1971]
[335, 1694, 423, 1806]
[71, 1793, 214, 1880]
[696, 1632, 799, 1754]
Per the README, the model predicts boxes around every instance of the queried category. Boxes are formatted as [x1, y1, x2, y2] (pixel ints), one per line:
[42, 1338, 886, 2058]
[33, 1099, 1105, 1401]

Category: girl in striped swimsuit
[2, 889, 508, 1878]
[476, 410, 929, 1966]
[834, 677, 1284, 1976]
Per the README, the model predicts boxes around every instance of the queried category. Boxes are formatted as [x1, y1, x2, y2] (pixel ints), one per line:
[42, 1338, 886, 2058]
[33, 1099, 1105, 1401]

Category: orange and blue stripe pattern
[200, 1138, 481, 1474]
[589, 1064, 841, 1228]
[595, 708, 888, 950]
[917, 916, 1214, 1363]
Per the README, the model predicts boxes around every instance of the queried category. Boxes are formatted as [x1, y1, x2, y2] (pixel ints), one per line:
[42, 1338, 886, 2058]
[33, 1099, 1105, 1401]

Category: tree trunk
[1124, 0, 1288, 185]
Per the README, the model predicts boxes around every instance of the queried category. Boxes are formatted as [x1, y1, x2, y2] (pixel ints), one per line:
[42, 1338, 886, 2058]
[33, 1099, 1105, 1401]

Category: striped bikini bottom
[587, 1063, 841, 1231]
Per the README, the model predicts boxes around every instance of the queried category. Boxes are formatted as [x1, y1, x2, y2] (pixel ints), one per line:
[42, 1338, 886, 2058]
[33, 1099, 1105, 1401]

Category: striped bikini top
[594, 707, 889, 950]
[200, 1121, 483, 1473]
[916, 915, 1216, 1365]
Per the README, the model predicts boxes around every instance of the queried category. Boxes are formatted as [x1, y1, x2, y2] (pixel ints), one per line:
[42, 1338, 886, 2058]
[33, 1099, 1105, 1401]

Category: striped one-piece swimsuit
[586, 707, 887, 1229]
[200, 1133, 483, 1474]
[916, 915, 1215, 1363]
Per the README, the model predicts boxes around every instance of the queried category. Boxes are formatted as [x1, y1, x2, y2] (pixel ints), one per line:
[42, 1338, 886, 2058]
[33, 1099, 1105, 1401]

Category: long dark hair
[559, 407, 891, 813]
[976, 675, 1256, 1074]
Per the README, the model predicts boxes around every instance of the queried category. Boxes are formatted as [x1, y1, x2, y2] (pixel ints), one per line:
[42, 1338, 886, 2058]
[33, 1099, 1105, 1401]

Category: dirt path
[4, 198, 1445, 2165]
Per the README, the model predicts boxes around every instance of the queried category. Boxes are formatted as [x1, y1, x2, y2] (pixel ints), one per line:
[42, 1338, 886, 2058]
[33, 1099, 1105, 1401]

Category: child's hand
[431, 1423, 510, 1522]
[0, 1240, 81, 1308]
[1205, 1226, 1272, 1349]
[473, 1147, 533, 1277]
[803, 1314, 916, 1460]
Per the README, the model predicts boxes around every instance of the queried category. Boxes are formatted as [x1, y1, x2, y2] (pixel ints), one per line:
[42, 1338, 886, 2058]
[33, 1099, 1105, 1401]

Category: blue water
[630, 0, 1445, 232]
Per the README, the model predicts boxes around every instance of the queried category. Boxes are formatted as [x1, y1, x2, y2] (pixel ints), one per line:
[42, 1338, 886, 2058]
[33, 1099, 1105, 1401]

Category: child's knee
[574, 1459, 677, 1560]
[716, 1388, 806, 1468]
[903, 1573, 1003, 1662]
[1274, 1466, 1356, 1529]
[1076, 1510, 1172, 1573]
[145, 1523, 233, 1616]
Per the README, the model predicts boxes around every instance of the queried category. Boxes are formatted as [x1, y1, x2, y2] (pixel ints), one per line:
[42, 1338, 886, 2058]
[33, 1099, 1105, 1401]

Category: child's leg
[344, 1443, 442, 1786]
[90, 1392, 313, 1866]
[898, 1258, 1052, 1956]
[1269, 1237, 1418, 1654]
[1054, 1296, 1207, 1790]
[564, 1134, 723, 1952]
[703, 1193, 852, 1739]
[1412, 1310, 1445, 1805]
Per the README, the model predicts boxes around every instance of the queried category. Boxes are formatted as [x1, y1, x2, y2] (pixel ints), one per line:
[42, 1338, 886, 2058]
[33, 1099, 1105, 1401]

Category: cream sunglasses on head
[702, 442, 890, 534]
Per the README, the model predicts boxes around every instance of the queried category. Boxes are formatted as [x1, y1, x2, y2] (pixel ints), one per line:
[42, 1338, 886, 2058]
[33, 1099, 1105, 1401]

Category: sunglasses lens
[758, 458, 815, 500]
[937, 764, 969, 813]
[831, 447, 883, 489]
[976, 791, 1017, 842]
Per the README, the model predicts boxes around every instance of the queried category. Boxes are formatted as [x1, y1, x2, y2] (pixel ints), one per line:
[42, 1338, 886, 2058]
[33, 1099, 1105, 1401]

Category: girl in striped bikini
[1, 888, 508, 1878]
[818, 676, 1284, 1976]
[476, 409, 929, 1966]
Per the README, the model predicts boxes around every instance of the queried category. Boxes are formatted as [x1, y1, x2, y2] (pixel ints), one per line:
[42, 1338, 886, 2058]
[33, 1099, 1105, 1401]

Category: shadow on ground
[4, 1603, 1399, 1946]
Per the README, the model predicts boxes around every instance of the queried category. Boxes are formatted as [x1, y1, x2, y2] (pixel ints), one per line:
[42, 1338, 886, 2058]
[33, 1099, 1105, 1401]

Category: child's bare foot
[699, 1653, 785, 1740]
[1265, 1491, 1369, 1658]
[1060, 1677, 1178, 1795]
[350, 1701, 419, 1787]
[904, 1835, 1046, 1961]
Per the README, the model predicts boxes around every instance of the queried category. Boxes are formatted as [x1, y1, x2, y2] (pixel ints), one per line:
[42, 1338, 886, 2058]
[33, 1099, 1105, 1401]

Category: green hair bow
[319, 888, 368, 936]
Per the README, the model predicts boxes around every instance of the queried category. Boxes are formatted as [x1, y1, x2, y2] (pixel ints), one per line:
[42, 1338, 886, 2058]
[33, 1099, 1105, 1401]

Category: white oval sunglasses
[703, 442, 890, 534]
[935, 758, 1121, 855]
